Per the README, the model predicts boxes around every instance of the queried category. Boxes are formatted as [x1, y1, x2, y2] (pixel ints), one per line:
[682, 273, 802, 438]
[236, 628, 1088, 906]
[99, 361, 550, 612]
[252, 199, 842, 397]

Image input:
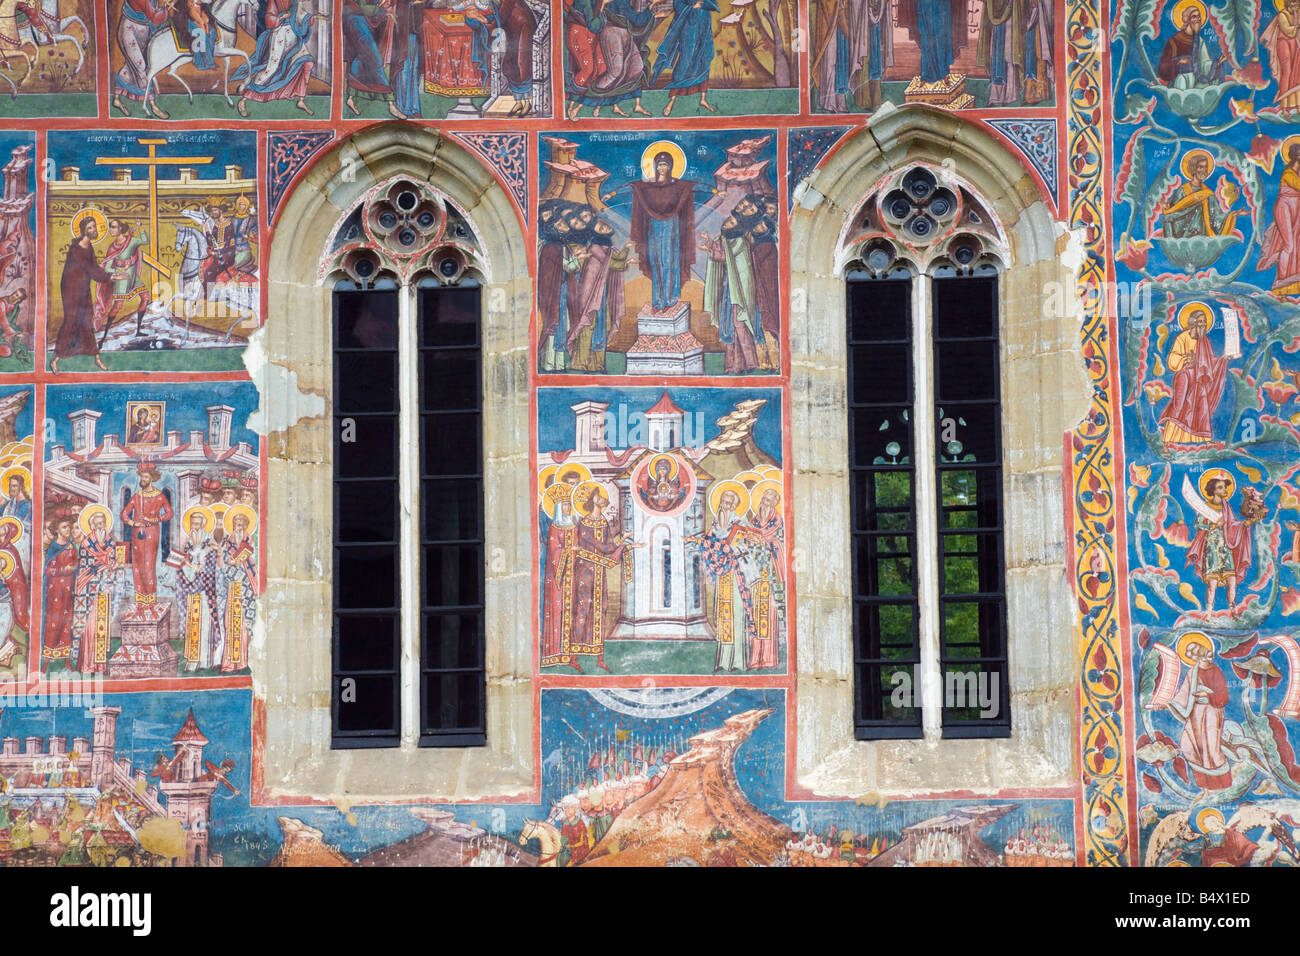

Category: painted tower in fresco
[158, 711, 222, 868]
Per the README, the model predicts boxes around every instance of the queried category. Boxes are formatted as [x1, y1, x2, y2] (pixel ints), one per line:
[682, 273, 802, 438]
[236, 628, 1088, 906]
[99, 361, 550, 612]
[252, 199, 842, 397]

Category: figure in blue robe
[651, 0, 719, 114]
[918, 0, 954, 83]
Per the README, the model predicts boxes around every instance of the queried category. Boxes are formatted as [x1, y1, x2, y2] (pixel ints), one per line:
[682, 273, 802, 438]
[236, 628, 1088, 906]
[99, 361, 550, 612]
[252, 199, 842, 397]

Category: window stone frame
[789, 107, 1091, 795]
[252, 124, 533, 801]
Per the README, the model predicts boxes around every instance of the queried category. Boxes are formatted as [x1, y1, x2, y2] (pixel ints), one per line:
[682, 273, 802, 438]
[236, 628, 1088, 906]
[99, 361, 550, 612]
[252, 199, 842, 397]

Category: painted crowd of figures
[41, 465, 258, 676]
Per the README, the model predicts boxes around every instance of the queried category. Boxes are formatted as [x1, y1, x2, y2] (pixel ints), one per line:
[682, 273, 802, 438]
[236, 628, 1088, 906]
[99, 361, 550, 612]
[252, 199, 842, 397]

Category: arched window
[843, 165, 1009, 738]
[788, 110, 1090, 795]
[256, 125, 533, 801]
[323, 178, 488, 748]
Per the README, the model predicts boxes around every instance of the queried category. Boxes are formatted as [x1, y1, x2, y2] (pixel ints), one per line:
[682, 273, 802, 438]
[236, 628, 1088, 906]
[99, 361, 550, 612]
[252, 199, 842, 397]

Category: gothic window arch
[788, 109, 1090, 794]
[322, 178, 489, 749]
[255, 124, 533, 801]
[841, 163, 1011, 739]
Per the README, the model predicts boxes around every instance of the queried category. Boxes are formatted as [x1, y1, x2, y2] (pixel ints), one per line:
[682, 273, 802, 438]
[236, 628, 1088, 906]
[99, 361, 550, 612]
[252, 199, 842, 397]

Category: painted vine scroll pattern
[1069, 0, 1130, 866]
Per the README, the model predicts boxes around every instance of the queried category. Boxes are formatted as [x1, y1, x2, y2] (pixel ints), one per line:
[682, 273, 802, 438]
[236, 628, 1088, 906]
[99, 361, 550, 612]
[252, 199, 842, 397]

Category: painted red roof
[173, 709, 209, 746]
[646, 392, 686, 415]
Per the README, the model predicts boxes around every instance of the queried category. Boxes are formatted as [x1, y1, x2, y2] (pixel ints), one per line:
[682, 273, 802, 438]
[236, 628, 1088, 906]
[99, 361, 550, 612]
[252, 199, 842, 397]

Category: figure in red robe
[1159, 304, 1226, 445]
[41, 516, 78, 666]
[1260, 143, 1300, 296]
[1170, 636, 1232, 791]
[566, 486, 627, 673]
[120, 463, 173, 608]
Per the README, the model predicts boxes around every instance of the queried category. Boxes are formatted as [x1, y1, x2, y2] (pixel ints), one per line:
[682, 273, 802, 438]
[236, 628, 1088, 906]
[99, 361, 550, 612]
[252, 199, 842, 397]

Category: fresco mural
[106, 0, 332, 120]
[40, 383, 260, 680]
[0, 0, 1284, 873]
[1113, 0, 1300, 866]
[538, 130, 780, 376]
[45, 130, 258, 373]
[0, 687, 1077, 867]
[0, 690, 247, 866]
[0, 132, 34, 372]
[538, 387, 785, 676]
[0, 387, 34, 684]
[341, 0, 553, 119]
[561, 0, 795, 118]
[809, 0, 1056, 112]
[0, 0, 96, 117]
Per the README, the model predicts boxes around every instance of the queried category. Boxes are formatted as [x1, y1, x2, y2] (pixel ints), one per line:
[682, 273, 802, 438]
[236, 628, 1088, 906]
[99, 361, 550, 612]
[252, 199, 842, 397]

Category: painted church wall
[0, 0, 1282, 869]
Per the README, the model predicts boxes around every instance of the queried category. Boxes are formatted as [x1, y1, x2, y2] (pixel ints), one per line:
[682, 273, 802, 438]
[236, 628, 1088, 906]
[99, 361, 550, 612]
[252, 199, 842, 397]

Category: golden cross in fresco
[95, 139, 213, 298]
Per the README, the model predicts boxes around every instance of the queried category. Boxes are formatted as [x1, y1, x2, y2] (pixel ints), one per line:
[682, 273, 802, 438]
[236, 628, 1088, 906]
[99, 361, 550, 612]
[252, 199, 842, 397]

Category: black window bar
[417, 285, 486, 747]
[332, 286, 402, 748]
[847, 277, 923, 739]
[932, 275, 1010, 737]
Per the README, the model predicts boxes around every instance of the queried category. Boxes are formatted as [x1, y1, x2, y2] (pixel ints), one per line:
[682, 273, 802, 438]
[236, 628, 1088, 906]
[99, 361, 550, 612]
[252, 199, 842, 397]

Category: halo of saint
[539, 462, 592, 520]
[708, 478, 751, 517]
[0, 516, 23, 545]
[1177, 301, 1214, 331]
[574, 479, 618, 517]
[1170, 0, 1208, 27]
[77, 503, 113, 539]
[223, 503, 257, 535]
[640, 141, 687, 181]
[1176, 629, 1215, 665]
[69, 207, 108, 245]
[0, 465, 29, 497]
[181, 505, 218, 535]
[1196, 467, 1233, 507]
[633, 452, 695, 517]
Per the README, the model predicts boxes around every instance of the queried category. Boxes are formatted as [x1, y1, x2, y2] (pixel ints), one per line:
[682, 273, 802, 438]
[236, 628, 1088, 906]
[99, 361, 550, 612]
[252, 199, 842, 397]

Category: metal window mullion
[912, 277, 943, 739]
[398, 284, 421, 748]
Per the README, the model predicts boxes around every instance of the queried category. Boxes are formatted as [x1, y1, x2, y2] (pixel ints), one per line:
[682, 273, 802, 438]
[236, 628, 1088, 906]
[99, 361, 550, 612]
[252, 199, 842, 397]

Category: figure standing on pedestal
[627, 144, 697, 313]
[120, 463, 174, 610]
[72, 505, 121, 676]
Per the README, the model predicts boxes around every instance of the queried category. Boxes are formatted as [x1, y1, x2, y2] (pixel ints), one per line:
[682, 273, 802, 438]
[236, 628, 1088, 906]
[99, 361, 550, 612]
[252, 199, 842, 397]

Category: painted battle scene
[0, 388, 36, 684]
[41, 383, 260, 680]
[0, 688, 1073, 867]
[1115, 0, 1300, 865]
[0, 0, 96, 116]
[562, 0, 795, 118]
[0, 691, 247, 866]
[538, 387, 785, 676]
[45, 130, 258, 374]
[538, 130, 780, 376]
[107, 0, 331, 121]
[342, 0, 553, 120]
[809, 0, 1056, 112]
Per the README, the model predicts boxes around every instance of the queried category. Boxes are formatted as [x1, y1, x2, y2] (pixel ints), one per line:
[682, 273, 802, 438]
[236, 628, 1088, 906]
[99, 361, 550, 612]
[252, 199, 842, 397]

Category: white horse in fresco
[16, 0, 90, 74]
[142, 0, 254, 119]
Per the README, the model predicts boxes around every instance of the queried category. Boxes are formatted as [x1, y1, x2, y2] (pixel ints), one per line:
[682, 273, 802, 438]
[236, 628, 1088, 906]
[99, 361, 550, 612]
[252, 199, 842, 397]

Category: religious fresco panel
[0, 387, 36, 685]
[44, 130, 258, 374]
[808, 0, 1056, 113]
[561, 0, 796, 118]
[0, 131, 35, 372]
[538, 386, 786, 677]
[538, 129, 780, 377]
[106, 0, 332, 121]
[341, 0, 553, 119]
[1114, 0, 1300, 865]
[40, 382, 261, 680]
[0, 689, 249, 866]
[0, 0, 97, 117]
